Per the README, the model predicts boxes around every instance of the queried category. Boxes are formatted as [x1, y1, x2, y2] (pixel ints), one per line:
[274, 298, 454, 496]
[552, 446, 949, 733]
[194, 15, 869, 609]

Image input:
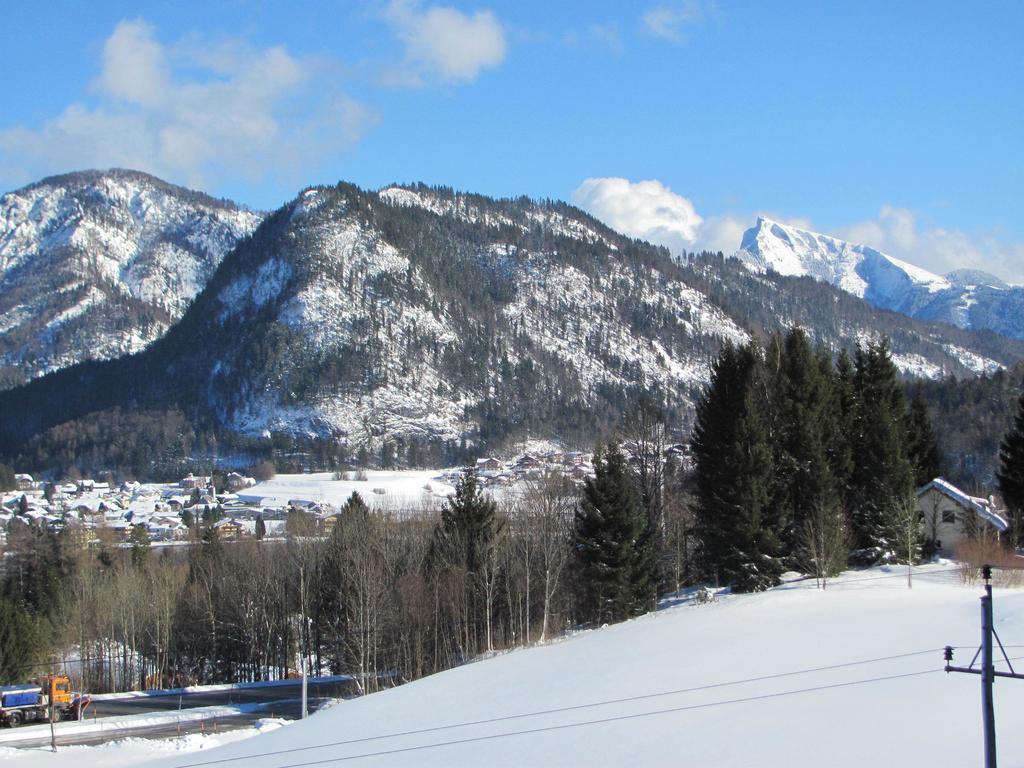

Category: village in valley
[0, 448, 613, 551]
[0, 443, 1010, 559]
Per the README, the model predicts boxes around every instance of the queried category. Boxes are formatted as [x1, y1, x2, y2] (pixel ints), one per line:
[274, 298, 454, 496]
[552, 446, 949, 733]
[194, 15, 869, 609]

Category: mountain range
[1, 172, 1022, 470]
[736, 216, 1024, 339]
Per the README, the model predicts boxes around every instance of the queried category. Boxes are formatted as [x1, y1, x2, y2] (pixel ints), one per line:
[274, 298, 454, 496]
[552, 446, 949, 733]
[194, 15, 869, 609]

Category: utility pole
[981, 566, 996, 768]
[944, 565, 1024, 768]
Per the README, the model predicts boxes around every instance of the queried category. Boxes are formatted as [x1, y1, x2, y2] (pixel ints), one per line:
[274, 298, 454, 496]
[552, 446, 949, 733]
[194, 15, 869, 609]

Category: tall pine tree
[848, 340, 914, 551]
[768, 328, 838, 558]
[906, 384, 943, 488]
[573, 442, 658, 623]
[997, 388, 1024, 548]
[691, 342, 780, 591]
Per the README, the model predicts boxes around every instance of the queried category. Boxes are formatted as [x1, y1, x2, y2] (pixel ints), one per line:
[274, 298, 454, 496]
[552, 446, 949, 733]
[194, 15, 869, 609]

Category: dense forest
[0, 448, 683, 692]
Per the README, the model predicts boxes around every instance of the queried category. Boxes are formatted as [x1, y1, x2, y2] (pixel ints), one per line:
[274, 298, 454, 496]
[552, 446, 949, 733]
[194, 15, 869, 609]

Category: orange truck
[0, 675, 90, 727]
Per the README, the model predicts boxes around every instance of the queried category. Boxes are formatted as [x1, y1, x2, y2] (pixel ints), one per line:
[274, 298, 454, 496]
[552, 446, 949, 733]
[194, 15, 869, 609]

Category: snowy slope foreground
[0, 169, 262, 388]
[738, 217, 1024, 340]
[1, 565, 1008, 768]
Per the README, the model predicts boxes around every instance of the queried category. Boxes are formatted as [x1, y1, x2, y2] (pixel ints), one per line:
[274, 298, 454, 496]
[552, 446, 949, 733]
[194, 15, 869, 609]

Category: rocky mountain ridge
[2, 181, 1023, 466]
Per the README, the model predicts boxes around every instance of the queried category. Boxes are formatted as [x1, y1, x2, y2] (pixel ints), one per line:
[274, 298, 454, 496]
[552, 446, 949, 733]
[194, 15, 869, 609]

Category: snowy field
[239, 471, 461, 509]
[5, 564, 1024, 767]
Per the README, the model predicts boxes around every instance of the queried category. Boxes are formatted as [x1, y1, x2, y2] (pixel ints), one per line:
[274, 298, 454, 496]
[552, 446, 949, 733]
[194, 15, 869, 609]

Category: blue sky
[2, 1, 1022, 278]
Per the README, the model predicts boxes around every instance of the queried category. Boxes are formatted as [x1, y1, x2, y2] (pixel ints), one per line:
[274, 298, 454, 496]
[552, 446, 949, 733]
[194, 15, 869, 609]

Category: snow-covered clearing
[7, 564, 1024, 767]
[240, 471, 459, 509]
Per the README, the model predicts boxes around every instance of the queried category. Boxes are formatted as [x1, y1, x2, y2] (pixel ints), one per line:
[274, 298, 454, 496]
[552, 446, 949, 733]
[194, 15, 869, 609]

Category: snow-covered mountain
[737, 217, 1024, 339]
[3, 181, 1023, 460]
[0, 169, 262, 388]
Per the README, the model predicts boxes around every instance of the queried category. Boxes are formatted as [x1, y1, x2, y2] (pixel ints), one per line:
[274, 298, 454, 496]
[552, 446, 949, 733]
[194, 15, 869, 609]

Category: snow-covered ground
[7, 563, 1023, 767]
[238, 471, 459, 509]
[0, 719, 286, 767]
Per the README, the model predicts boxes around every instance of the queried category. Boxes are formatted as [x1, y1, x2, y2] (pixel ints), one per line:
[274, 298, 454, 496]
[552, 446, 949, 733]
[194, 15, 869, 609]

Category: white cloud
[573, 176, 1024, 283]
[573, 176, 751, 256]
[0, 19, 375, 191]
[642, 1, 706, 42]
[384, 1, 507, 85]
[572, 178, 703, 255]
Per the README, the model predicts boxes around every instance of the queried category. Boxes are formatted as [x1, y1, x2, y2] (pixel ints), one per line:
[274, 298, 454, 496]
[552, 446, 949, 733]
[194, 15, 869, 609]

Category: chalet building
[15, 474, 35, 491]
[213, 518, 244, 539]
[916, 478, 1009, 555]
[226, 472, 257, 491]
[476, 457, 502, 472]
[179, 474, 211, 490]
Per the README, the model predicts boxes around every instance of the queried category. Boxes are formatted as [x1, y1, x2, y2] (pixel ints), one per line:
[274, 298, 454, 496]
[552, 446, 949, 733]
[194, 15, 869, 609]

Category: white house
[916, 478, 1009, 555]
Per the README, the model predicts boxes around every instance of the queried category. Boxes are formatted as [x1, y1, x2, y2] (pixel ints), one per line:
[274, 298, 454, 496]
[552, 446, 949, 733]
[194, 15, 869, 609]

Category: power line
[263, 667, 948, 768]
[173, 648, 943, 768]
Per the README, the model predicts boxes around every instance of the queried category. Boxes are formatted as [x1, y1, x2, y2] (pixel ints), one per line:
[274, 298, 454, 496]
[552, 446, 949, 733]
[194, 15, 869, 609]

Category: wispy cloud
[0, 19, 375, 190]
[641, 0, 707, 42]
[839, 206, 1024, 284]
[383, 1, 507, 86]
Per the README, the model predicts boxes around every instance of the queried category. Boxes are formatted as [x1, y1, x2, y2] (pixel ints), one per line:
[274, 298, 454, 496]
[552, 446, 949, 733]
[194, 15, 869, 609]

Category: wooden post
[49, 695, 57, 753]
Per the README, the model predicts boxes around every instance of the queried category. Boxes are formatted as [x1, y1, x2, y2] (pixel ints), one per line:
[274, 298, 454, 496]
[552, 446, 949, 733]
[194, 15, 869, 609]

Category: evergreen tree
[342, 491, 371, 518]
[128, 524, 151, 568]
[768, 328, 838, 558]
[573, 442, 658, 623]
[691, 343, 780, 591]
[848, 340, 914, 551]
[0, 596, 42, 681]
[906, 384, 943, 488]
[255, 514, 266, 540]
[826, 348, 856, 508]
[432, 468, 503, 650]
[997, 388, 1024, 548]
[435, 469, 500, 575]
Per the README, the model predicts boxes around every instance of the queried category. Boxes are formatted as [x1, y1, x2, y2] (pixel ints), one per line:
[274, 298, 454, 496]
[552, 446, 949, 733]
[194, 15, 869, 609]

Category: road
[0, 678, 358, 750]
[89, 678, 357, 718]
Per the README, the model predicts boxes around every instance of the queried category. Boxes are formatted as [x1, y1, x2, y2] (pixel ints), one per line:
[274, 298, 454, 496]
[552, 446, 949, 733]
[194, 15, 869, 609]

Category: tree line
[691, 328, 941, 591]
[0, 443, 684, 690]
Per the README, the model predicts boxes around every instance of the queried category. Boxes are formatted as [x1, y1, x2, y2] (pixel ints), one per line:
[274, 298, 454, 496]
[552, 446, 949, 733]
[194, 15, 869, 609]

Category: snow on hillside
[738, 216, 949, 300]
[6, 564, 1016, 768]
[0, 169, 261, 385]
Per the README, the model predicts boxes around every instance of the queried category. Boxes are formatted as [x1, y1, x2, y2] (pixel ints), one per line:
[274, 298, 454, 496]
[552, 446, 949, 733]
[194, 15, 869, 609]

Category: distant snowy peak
[738, 217, 949, 297]
[0, 169, 262, 388]
[737, 217, 1024, 340]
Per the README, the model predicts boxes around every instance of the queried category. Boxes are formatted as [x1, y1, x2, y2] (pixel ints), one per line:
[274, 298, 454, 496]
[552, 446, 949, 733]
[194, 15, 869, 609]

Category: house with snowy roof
[916, 478, 1009, 555]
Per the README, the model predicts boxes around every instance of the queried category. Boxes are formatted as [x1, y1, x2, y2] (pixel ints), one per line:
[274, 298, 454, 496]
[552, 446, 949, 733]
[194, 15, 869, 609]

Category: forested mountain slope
[1, 181, 1022, 475]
